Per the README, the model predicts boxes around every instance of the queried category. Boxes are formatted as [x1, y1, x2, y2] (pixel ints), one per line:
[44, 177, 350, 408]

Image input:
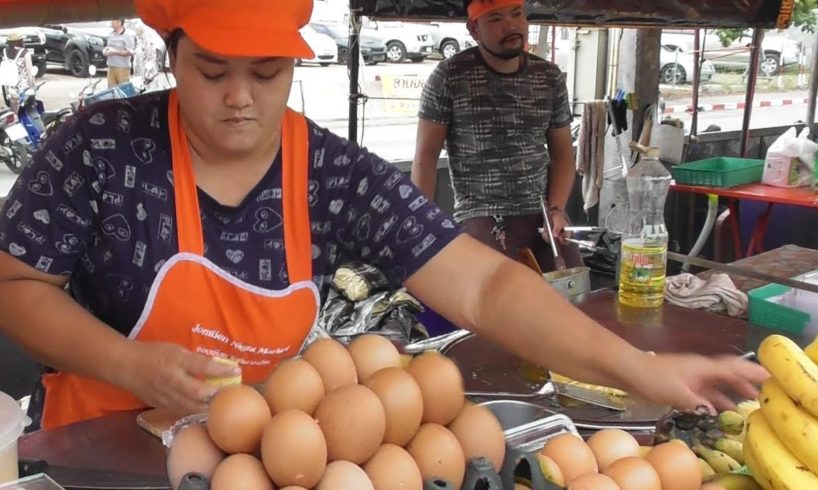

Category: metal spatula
[541, 199, 567, 271]
[466, 379, 627, 411]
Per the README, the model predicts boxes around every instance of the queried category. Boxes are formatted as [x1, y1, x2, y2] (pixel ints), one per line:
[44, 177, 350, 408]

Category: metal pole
[689, 29, 702, 140]
[806, 28, 818, 139]
[348, 9, 362, 143]
[740, 29, 764, 158]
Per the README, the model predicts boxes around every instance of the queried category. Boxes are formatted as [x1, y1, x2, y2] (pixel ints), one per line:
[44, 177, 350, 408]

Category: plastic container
[0, 391, 30, 484]
[749, 269, 818, 337]
[618, 150, 671, 308]
[671, 157, 764, 188]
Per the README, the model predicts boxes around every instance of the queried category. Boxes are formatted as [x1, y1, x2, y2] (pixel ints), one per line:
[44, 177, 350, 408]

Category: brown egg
[166, 424, 225, 490]
[261, 409, 327, 488]
[536, 454, 566, 486]
[366, 367, 424, 446]
[303, 338, 358, 392]
[406, 352, 465, 425]
[587, 429, 641, 471]
[348, 334, 402, 383]
[646, 442, 702, 490]
[604, 457, 662, 490]
[448, 402, 505, 472]
[210, 454, 273, 490]
[207, 385, 271, 454]
[539, 433, 598, 482]
[315, 384, 386, 464]
[407, 423, 465, 488]
[364, 444, 423, 490]
[263, 358, 325, 415]
[567, 473, 620, 490]
[317, 461, 374, 490]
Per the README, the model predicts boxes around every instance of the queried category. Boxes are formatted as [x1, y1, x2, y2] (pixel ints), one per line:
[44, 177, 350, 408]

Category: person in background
[103, 18, 136, 88]
[0, 0, 766, 430]
[412, 0, 582, 272]
[131, 21, 160, 89]
[1, 32, 35, 112]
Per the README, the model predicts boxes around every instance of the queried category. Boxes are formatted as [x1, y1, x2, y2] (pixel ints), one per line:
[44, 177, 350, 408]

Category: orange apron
[41, 91, 319, 429]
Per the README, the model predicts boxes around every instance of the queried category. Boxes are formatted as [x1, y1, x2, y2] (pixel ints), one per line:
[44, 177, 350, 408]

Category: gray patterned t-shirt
[418, 48, 573, 222]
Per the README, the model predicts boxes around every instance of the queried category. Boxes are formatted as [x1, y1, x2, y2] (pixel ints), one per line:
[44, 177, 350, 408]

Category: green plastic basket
[671, 157, 764, 188]
[748, 283, 809, 335]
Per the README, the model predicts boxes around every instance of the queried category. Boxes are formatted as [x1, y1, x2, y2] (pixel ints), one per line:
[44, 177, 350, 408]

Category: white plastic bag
[762, 127, 817, 188]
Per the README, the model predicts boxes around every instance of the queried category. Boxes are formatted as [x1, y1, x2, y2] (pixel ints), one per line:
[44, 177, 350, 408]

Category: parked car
[662, 29, 801, 76]
[40, 22, 109, 77]
[362, 19, 435, 63]
[659, 44, 716, 85]
[427, 22, 476, 59]
[310, 22, 387, 65]
[0, 28, 47, 78]
[298, 25, 338, 66]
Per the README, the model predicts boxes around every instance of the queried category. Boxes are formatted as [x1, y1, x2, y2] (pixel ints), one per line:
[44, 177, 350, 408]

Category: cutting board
[136, 408, 183, 440]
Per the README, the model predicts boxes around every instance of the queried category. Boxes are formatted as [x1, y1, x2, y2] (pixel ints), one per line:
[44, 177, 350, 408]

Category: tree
[716, 0, 816, 46]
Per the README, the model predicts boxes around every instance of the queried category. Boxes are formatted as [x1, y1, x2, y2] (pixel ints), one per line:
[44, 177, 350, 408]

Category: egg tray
[171, 414, 576, 490]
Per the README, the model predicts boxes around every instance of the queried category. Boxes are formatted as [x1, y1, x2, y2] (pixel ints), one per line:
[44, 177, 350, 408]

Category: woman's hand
[626, 352, 769, 412]
[115, 341, 242, 416]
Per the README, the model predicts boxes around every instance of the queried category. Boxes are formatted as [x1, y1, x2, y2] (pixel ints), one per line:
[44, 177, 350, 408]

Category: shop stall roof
[351, 0, 794, 29]
[0, 0, 795, 29]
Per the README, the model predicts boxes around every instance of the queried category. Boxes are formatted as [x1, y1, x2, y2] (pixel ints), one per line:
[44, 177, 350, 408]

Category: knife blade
[667, 251, 818, 295]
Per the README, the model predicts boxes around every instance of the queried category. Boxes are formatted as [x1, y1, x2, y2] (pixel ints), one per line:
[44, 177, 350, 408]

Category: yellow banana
[806, 337, 818, 365]
[745, 411, 818, 490]
[718, 410, 745, 435]
[758, 335, 818, 418]
[743, 437, 773, 490]
[714, 437, 744, 465]
[698, 457, 716, 478]
[694, 445, 742, 474]
[759, 378, 818, 475]
[703, 473, 763, 490]
[736, 399, 760, 420]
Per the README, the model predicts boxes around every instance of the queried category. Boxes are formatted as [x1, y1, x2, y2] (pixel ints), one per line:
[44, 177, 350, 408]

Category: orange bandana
[134, 0, 314, 59]
[467, 0, 525, 21]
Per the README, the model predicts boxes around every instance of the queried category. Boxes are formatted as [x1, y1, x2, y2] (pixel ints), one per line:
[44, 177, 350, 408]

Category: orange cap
[135, 0, 315, 59]
[467, 0, 525, 22]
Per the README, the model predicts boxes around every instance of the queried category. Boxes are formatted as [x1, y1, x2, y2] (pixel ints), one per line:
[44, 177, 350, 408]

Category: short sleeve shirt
[106, 28, 136, 68]
[0, 91, 461, 336]
[418, 48, 573, 222]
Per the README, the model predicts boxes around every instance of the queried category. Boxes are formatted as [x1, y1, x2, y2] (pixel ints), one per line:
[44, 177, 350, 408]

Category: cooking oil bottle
[618, 148, 672, 308]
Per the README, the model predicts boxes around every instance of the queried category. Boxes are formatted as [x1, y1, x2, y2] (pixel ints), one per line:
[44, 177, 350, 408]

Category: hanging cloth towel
[575, 100, 607, 211]
[665, 272, 748, 318]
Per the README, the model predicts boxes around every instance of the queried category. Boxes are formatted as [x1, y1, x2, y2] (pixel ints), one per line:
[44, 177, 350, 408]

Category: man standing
[103, 18, 135, 88]
[412, 0, 581, 272]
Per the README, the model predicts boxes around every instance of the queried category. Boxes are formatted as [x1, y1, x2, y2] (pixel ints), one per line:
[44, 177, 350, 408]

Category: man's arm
[545, 125, 575, 212]
[411, 119, 448, 200]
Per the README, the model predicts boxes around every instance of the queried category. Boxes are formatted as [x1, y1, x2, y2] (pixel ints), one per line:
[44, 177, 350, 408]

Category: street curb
[663, 97, 809, 114]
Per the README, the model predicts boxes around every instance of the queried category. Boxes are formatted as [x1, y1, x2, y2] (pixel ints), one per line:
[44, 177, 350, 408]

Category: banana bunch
[743, 334, 818, 489]
[652, 405, 749, 478]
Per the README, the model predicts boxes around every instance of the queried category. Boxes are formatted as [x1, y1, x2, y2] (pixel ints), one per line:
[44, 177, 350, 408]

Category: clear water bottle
[618, 149, 672, 308]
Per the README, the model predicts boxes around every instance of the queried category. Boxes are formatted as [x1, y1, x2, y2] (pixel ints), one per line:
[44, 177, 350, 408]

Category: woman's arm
[0, 251, 239, 414]
[405, 235, 767, 410]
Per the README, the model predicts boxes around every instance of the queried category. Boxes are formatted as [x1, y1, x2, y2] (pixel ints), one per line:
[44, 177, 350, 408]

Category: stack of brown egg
[166, 334, 506, 490]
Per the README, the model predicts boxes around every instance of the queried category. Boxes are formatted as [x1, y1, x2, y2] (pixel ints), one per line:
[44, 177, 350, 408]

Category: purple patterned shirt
[0, 91, 461, 335]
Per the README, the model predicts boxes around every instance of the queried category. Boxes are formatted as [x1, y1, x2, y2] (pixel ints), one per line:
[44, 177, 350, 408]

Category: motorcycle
[0, 104, 30, 174]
